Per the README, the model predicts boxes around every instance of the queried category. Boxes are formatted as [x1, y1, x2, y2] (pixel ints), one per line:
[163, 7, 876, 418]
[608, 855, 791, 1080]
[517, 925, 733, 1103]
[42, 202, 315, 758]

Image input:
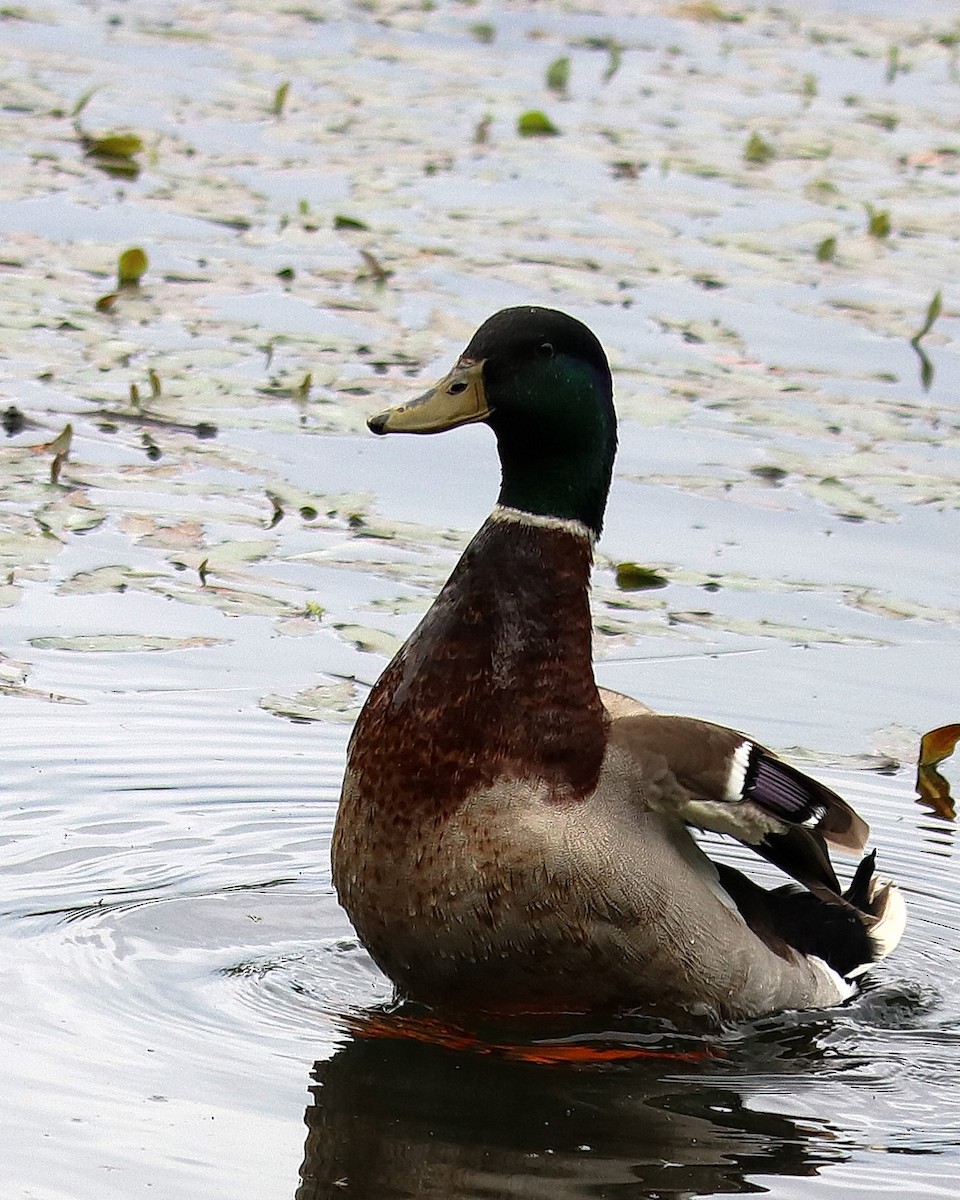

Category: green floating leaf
[577, 36, 623, 82]
[84, 132, 143, 157]
[333, 214, 369, 230]
[517, 110, 560, 137]
[118, 246, 148, 287]
[267, 492, 285, 529]
[815, 236, 837, 262]
[911, 289, 942, 344]
[750, 464, 788, 485]
[79, 129, 143, 178]
[615, 562, 669, 591]
[864, 111, 899, 132]
[886, 44, 901, 84]
[744, 131, 775, 165]
[602, 41, 622, 82]
[546, 56, 570, 95]
[912, 340, 935, 392]
[71, 86, 100, 118]
[272, 80, 291, 117]
[864, 203, 891, 238]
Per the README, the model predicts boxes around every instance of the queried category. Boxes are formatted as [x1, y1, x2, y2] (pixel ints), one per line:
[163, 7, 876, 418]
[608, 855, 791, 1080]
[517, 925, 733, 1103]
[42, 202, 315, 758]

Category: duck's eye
[448, 380, 468, 394]
[538, 342, 555, 359]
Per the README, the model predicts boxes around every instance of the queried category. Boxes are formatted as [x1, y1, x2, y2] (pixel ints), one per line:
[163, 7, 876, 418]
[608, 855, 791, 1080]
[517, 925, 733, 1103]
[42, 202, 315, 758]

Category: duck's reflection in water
[296, 1010, 845, 1200]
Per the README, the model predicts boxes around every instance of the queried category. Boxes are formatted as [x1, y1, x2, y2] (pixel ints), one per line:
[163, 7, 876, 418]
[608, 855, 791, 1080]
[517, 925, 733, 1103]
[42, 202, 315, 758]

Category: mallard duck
[332, 306, 905, 1022]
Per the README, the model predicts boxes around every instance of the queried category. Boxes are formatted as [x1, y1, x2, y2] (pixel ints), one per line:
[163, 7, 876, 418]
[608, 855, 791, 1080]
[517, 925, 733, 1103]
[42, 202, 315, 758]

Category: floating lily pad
[260, 681, 364, 723]
[59, 565, 163, 594]
[333, 624, 403, 656]
[28, 634, 229, 653]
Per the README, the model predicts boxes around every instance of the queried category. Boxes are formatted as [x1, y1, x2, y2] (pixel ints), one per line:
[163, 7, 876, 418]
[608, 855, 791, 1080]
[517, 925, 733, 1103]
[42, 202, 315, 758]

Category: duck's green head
[368, 307, 617, 536]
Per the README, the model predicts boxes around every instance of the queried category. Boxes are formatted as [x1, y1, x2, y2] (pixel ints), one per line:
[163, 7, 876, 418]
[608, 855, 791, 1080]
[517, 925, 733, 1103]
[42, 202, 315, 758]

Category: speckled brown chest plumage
[345, 515, 605, 815]
[331, 513, 612, 1003]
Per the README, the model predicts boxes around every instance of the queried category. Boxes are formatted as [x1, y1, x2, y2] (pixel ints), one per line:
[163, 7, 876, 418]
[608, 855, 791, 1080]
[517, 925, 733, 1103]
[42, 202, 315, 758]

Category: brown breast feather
[347, 518, 608, 820]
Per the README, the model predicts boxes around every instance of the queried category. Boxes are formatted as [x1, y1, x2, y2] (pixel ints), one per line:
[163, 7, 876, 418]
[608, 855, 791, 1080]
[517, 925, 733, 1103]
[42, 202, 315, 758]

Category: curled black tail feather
[716, 852, 881, 981]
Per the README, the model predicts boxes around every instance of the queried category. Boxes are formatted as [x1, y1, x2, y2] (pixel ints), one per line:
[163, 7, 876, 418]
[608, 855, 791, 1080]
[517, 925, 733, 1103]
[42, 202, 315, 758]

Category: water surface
[2, 1, 960, 1197]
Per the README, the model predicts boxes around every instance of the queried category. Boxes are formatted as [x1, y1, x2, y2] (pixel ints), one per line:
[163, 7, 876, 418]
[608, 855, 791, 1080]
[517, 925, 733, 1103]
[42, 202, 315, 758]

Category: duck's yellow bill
[367, 360, 489, 435]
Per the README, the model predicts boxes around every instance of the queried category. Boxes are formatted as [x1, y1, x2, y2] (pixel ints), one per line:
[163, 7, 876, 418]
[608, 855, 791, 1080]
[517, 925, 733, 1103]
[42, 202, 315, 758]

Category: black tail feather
[716, 852, 879, 981]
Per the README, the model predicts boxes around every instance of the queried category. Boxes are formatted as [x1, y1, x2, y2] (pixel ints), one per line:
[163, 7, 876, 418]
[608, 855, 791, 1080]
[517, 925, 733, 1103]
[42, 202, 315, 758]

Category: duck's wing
[608, 712, 869, 898]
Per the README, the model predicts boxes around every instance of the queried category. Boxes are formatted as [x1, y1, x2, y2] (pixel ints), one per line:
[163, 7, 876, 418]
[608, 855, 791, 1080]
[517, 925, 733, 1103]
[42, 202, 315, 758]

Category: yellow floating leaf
[917, 767, 955, 818]
[85, 133, 143, 157]
[517, 110, 560, 137]
[615, 562, 669, 591]
[920, 724, 960, 768]
[118, 246, 148, 287]
[916, 724, 960, 819]
[46, 422, 73, 457]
